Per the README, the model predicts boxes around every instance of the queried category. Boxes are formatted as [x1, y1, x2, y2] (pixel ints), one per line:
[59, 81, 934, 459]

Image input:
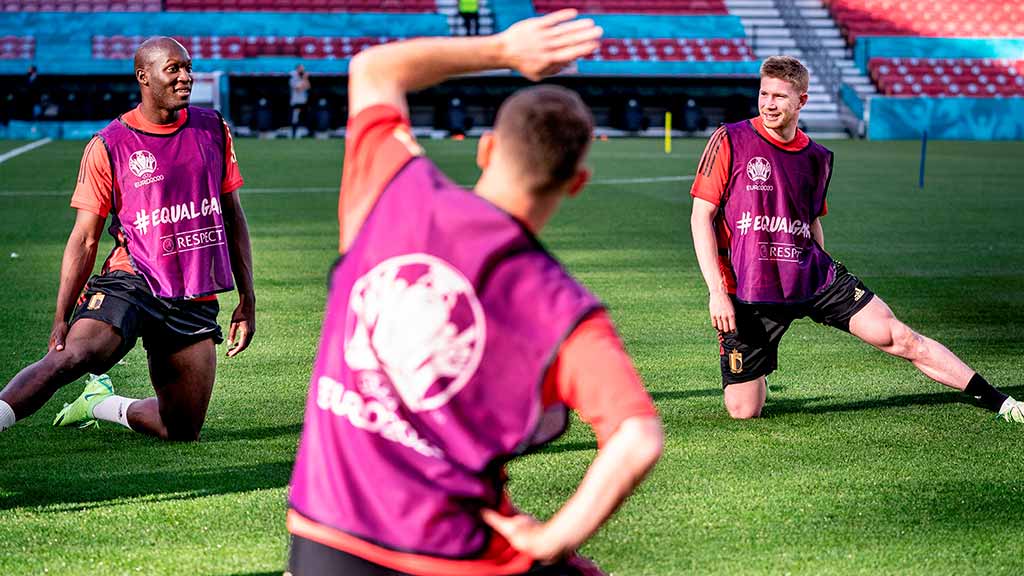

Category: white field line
[0, 138, 53, 165]
[0, 175, 694, 198]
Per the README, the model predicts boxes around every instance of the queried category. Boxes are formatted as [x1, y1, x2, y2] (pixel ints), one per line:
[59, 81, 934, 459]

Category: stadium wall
[867, 97, 1024, 140]
[490, 0, 535, 31]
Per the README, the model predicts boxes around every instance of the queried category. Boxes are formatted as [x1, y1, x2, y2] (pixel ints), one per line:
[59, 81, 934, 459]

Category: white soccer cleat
[998, 397, 1024, 423]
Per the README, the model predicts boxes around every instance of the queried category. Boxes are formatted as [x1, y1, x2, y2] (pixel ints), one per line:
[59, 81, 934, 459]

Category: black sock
[964, 373, 1008, 413]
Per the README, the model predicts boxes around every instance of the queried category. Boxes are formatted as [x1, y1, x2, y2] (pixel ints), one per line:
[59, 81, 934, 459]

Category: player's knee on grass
[159, 407, 206, 442]
[724, 395, 763, 419]
[726, 402, 762, 419]
[163, 419, 203, 442]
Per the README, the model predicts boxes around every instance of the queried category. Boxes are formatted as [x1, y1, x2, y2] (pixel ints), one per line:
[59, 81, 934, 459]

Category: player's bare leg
[849, 296, 973, 389]
[0, 318, 124, 420]
[127, 338, 217, 441]
[724, 375, 768, 419]
[848, 295, 1021, 420]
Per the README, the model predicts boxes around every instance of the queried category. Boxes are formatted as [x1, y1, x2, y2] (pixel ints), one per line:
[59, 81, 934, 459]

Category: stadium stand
[2, 0, 161, 11]
[869, 57, 1024, 97]
[825, 0, 1024, 42]
[586, 37, 753, 62]
[92, 35, 399, 60]
[533, 0, 727, 15]
[164, 0, 437, 12]
[91, 34, 754, 63]
[0, 35, 33, 59]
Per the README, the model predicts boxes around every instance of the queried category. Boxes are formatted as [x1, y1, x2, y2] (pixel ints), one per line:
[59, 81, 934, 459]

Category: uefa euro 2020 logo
[746, 156, 772, 183]
[128, 150, 158, 178]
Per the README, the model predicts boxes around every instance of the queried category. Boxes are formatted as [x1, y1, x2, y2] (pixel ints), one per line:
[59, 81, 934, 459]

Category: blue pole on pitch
[918, 129, 927, 189]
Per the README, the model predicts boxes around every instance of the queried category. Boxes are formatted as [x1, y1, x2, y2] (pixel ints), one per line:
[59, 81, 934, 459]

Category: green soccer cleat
[53, 374, 114, 428]
[998, 398, 1024, 423]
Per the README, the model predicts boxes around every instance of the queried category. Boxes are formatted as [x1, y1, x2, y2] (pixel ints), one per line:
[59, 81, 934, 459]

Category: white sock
[0, 400, 15, 432]
[92, 396, 137, 430]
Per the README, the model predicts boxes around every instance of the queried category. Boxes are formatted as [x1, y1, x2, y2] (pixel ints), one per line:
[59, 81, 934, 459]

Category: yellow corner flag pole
[664, 111, 672, 155]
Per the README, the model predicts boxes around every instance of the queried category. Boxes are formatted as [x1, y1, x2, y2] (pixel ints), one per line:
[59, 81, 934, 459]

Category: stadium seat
[1, 0, 160, 10]
[825, 0, 1024, 42]
[163, 0, 438, 12]
[0, 35, 34, 60]
[534, 0, 728, 15]
[92, 34, 399, 60]
[584, 37, 753, 63]
[869, 57, 1024, 98]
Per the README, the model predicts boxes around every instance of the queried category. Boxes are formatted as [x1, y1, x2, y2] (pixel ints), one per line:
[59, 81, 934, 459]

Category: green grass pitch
[1, 137, 1023, 575]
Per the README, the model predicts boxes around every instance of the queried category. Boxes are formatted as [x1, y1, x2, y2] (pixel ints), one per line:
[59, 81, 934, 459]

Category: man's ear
[798, 92, 809, 109]
[477, 131, 494, 171]
[567, 167, 591, 198]
[136, 68, 148, 86]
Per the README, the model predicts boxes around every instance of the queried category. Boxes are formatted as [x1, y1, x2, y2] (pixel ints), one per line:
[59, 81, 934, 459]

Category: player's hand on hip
[49, 320, 69, 352]
[481, 509, 567, 564]
[499, 9, 603, 81]
[226, 301, 255, 358]
[709, 291, 736, 333]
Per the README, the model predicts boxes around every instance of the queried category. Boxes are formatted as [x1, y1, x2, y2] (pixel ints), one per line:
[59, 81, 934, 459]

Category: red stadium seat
[827, 0, 1024, 41]
[869, 56, 1024, 98]
[164, 0, 438, 12]
[535, 0, 728, 15]
[583, 37, 754, 62]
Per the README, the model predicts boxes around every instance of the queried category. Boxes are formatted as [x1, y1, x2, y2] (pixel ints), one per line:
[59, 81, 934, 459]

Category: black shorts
[71, 271, 223, 360]
[719, 263, 875, 386]
[288, 535, 598, 576]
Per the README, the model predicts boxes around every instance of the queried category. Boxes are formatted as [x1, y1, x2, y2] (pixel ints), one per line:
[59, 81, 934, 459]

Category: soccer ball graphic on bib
[345, 254, 485, 413]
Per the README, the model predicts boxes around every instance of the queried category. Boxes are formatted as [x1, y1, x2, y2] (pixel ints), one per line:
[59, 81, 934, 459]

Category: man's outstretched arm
[692, 197, 736, 333]
[50, 210, 105, 351]
[348, 9, 602, 117]
[221, 190, 256, 357]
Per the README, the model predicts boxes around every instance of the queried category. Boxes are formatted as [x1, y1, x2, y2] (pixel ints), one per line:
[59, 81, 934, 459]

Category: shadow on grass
[1, 459, 294, 512]
[539, 441, 597, 455]
[201, 422, 304, 442]
[763, 385, 1024, 418]
[0, 422, 303, 512]
[650, 388, 723, 402]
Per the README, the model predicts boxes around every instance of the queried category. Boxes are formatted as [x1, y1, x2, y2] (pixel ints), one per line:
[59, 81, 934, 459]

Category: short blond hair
[760, 56, 809, 94]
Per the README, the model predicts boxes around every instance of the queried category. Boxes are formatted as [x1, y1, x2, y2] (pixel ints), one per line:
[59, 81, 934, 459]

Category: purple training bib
[98, 107, 234, 300]
[723, 120, 835, 304]
[289, 157, 601, 558]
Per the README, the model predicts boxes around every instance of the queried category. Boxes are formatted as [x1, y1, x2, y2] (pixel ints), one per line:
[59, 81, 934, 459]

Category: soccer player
[0, 37, 256, 439]
[286, 10, 663, 576]
[690, 55, 1023, 422]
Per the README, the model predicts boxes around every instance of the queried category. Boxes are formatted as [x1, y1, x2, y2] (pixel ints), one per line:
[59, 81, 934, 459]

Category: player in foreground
[0, 37, 255, 439]
[286, 10, 663, 575]
[690, 55, 1022, 422]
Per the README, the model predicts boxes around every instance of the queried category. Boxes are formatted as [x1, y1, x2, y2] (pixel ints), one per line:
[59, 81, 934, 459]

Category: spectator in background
[1, 93, 12, 127]
[459, 0, 480, 36]
[313, 97, 332, 137]
[289, 64, 310, 138]
[255, 97, 274, 138]
[447, 96, 466, 136]
[682, 98, 707, 133]
[26, 65, 40, 120]
[624, 98, 644, 133]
